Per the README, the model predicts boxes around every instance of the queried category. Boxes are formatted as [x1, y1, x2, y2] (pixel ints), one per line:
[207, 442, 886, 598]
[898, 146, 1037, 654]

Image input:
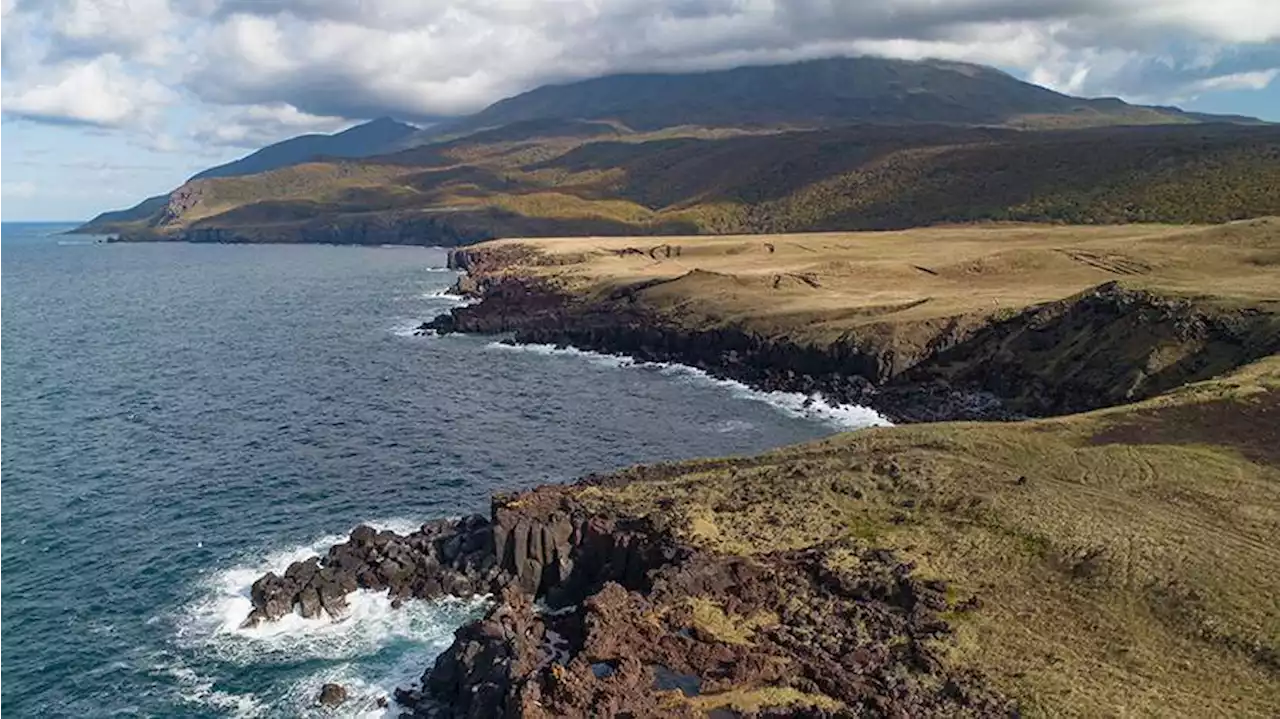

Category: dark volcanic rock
[317, 682, 347, 707]
[400, 534, 1017, 718]
[422, 257, 1280, 422]
[242, 516, 503, 627]
[245, 482, 1016, 717]
[419, 274, 1010, 423]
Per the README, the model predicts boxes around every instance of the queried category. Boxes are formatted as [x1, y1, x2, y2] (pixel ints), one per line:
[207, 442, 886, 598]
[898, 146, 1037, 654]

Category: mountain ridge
[75, 117, 419, 232]
[76, 55, 1270, 238]
[427, 56, 1258, 139]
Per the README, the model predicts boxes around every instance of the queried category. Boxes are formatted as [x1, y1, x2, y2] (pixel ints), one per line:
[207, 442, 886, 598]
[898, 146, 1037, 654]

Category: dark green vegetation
[191, 116, 419, 180]
[76, 56, 1276, 243]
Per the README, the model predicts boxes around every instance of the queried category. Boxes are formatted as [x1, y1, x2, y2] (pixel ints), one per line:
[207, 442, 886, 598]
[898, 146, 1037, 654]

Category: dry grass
[687, 686, 844, 713]
[504, 221, 1280, 715]
[685, 596, 779, 646]
[173, 162, 419, 224]
[575, 356, 1280, 716]
[473, 218, 1280, 346]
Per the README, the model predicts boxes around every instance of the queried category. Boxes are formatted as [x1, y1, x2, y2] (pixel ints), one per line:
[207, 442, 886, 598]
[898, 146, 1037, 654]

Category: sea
[0, 222, 887, 717]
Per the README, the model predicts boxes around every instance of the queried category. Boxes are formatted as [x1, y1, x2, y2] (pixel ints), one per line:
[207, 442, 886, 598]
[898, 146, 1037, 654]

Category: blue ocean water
[0, 223, 884, 716]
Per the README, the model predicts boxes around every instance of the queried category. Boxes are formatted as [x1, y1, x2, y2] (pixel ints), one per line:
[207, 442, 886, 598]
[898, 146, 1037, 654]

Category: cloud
[45, 0, 178, 64]
[1185, 68, 1279, 93]
[2, 54, 176, 127]
[178, 1, 1280, 120]
[4, 0, 1280, 134]
[190, 103, 352, 148]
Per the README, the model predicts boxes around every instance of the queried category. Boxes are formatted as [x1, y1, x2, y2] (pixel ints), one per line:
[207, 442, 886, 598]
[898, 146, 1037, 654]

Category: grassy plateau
[442, 219, 1280, 716]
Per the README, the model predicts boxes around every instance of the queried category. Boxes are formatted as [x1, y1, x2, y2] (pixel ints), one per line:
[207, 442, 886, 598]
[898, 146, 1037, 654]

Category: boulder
[317, 682, 347, 707]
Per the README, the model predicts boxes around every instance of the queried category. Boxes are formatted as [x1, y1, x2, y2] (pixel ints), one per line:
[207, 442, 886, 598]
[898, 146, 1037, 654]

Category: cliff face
[427, 248, 1280, 421]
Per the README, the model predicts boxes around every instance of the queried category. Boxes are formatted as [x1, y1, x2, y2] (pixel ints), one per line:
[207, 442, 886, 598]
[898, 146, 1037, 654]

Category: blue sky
[3, 1, 1279, 222]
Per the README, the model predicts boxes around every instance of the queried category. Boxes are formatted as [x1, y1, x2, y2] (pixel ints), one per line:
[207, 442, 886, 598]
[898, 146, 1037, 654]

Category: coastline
[248, 222, 1280, 716]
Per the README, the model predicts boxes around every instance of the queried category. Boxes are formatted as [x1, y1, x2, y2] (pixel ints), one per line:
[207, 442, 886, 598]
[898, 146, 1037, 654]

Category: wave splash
[422, 288, 477, 305]
[175, 519, 488, 717]
[485, 341, 891, 430]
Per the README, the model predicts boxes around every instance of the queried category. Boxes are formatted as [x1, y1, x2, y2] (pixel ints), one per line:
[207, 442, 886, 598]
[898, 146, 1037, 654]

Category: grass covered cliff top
[467, 218, 1280, 341]
[570, 356, 1280, 716]
[449, 219, 1280, 715]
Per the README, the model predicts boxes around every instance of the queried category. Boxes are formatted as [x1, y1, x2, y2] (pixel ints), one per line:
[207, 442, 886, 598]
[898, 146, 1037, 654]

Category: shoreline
[247, 224, 1280, 716]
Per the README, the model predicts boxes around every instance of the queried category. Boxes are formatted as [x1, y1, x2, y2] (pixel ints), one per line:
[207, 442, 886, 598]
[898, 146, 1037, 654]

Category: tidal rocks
[244, 481, 1016, 716]
[317, 683, 348, 707]
[242, 515, 500, 626]
[426, 257, 1280, 423]
[420, 275, 1012, 423]
[398, 536, 1017, 718]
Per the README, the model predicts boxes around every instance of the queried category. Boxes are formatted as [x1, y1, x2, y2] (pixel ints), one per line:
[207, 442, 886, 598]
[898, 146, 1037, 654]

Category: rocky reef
[244, 516, 498, 626]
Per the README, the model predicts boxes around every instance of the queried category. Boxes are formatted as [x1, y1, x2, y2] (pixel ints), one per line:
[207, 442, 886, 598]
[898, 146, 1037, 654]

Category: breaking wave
[484, 341, 890, 430]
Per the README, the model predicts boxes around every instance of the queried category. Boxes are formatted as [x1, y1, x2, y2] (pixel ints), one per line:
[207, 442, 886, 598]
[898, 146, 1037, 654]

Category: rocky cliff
[248, 472, 1015, 718]
[424, 245, 1279, 421]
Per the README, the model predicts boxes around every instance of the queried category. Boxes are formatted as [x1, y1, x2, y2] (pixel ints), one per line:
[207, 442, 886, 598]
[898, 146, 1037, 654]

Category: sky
[2, 0, 1278, 222]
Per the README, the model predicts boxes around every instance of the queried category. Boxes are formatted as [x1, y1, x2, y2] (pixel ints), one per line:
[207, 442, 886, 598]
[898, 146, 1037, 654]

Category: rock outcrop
[400, 518, 1015, 717]
[245, 476, 1016, 717]
[317, 683, 348, 707]
[244, 515, 499, 626]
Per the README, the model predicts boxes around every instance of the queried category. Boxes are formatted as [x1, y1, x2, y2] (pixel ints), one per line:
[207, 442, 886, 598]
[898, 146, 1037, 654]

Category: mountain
[96, 122, 1280, 245]
[191, 117, 419, 180]
[78, 56, 1273, 241]
[74, 118, 418, 233]
[433, 56, 1248, 138]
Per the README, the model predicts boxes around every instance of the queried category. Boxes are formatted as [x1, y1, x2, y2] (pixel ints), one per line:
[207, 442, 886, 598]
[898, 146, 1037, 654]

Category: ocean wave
[156, 658, 266, 719]
[484, 341, 891, 430]
[176, 520, 488, 716]
[421, 288, 476, 305]
[389, 320, 427, 338]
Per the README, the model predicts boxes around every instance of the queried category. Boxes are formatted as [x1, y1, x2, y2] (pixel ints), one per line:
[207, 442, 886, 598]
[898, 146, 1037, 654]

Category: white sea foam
[178, 519, 488, 716]
[421, 288, 476, 305]
[389, 320, 426, 338]
[484, 341, 891, 430]
[159, 660, 266, 719]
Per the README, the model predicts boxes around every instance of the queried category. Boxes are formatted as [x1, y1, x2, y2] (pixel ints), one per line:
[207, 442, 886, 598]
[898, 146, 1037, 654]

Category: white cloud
[1185, 68, 1279, 93]
[47, 0, 178, 64]
[4, 0, 1280, 133]
[190, 103, 351, 148]
[2, 54, 175, 127]
[176, 1, 1280, 120]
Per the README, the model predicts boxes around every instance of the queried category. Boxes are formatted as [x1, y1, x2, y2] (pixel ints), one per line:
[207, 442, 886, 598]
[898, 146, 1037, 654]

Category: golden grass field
[464, 219, 1280, 716]
[485, 218, 1280, 343]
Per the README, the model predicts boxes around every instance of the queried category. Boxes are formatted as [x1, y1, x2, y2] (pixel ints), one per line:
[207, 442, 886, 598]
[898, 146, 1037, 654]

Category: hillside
[191, 117, 418, 180]
[74, 117, 418, 234]
[437, 57, 1239, 136]
[77, 55, 1270, 242]
[259, 219, 1280, 717]
[97, 122, 1280, 245]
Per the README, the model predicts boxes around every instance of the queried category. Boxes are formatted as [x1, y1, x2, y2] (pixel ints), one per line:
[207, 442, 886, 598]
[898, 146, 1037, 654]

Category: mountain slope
[73, 118, 419, 234]
[107, 122, 1279, 245]
[436, 56, 1244, 137]
[78, 56, 1271, 240]
[191, 117, 419, 180]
